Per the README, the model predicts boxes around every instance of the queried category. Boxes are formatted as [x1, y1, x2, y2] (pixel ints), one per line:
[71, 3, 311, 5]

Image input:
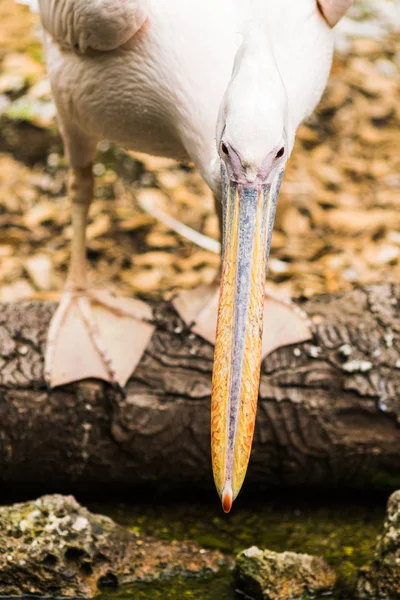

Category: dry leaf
[25, 254, 53, 290]
[0, 0, 398, 305]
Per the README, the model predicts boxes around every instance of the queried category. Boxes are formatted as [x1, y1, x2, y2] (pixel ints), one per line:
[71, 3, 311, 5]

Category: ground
[0, 0, 399, 305]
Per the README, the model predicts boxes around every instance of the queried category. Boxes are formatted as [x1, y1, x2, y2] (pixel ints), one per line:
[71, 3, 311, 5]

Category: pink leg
[45, 165, 154, 389]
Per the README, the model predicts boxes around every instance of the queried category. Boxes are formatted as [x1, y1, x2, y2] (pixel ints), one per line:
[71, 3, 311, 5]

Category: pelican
[17, 0, 353, 511]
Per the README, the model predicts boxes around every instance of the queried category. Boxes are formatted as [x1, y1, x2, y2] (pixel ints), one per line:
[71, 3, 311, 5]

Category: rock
[0, 494, 226, 598]
[234, 546, 337, 600]
[357, 490, 400, 598]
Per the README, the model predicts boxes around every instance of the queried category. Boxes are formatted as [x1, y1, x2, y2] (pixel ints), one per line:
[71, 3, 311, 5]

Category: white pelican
[18, 0, 353, 511]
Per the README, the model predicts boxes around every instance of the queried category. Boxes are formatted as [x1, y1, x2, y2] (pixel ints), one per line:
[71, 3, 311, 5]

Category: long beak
[211, 165, 282, 513]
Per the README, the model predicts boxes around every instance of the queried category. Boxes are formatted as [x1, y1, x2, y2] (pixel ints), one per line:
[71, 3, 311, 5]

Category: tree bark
[1, 283, 400, 493]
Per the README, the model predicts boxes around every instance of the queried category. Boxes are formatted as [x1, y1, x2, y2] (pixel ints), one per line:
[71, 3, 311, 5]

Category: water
[97, 571, 236, 600]
[89, 489, 385, 600]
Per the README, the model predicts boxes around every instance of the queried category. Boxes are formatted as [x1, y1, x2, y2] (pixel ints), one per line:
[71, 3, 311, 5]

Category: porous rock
[0, 494, 226, 597]
[234, 546, 337, 600]
[357, 490, 400, 598]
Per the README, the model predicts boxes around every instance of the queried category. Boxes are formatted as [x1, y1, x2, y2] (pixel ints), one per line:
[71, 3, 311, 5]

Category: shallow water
[90, 488, 385, 600]
[1, 488, 387, 600]
[97, 571, 236, 600]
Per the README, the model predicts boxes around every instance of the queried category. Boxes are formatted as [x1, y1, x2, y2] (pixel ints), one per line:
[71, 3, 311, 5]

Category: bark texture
[1, 283, 400, 492]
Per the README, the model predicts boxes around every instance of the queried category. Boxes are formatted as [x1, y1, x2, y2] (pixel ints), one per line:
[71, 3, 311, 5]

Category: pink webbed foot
[173, 283, 312, 356]
[45, 289, 154, 388]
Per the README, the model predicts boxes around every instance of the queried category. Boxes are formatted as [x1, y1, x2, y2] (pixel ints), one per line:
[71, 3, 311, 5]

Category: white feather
[33, 0, 342, 201]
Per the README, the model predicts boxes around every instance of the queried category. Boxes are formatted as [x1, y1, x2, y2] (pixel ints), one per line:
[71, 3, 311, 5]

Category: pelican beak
[211, 164, 282, 513]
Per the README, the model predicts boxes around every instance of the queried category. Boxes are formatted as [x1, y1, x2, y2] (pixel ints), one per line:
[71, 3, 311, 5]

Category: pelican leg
[45, 165, 154, 389]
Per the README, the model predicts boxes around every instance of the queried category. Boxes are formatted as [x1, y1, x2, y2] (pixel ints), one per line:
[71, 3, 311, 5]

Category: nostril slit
[221, 142, 229, 156]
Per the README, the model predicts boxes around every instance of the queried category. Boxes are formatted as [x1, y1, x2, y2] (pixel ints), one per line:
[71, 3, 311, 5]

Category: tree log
[1, 283, 400, 493]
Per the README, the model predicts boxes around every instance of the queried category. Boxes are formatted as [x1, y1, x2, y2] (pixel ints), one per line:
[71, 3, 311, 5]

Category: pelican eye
[276, 147, 285, 159]
[221, 142, 229, 156]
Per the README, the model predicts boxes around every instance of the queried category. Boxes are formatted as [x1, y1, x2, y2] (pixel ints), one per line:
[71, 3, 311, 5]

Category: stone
[357, 490, 400, 598]
[0, 494, 226, 598]
[234, 546, 337, 600]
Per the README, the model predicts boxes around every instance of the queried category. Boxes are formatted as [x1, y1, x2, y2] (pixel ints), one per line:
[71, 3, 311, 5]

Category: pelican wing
[318, 0, 354, 27]
[31, 0, 147, 52]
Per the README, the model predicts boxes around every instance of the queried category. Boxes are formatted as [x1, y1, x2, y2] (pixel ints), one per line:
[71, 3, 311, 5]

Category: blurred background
[0, 0, 399, 303]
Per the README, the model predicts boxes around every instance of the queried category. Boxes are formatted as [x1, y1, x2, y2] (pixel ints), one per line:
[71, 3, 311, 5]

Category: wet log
[1, 283, 400, 493]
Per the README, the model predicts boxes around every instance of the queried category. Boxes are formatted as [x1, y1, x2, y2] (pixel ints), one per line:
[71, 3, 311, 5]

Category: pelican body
[42, 1, 332, 189]
[23, 0, 353, 511]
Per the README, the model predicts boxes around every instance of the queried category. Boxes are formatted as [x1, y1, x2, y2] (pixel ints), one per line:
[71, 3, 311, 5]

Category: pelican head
[211, 25, 291, 513]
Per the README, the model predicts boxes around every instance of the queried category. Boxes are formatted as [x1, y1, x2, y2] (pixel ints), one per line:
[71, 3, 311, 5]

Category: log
[1, 283, 400, 493]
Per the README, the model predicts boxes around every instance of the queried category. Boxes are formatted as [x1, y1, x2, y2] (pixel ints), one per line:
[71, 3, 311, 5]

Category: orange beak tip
[222, 485, 233, 514]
